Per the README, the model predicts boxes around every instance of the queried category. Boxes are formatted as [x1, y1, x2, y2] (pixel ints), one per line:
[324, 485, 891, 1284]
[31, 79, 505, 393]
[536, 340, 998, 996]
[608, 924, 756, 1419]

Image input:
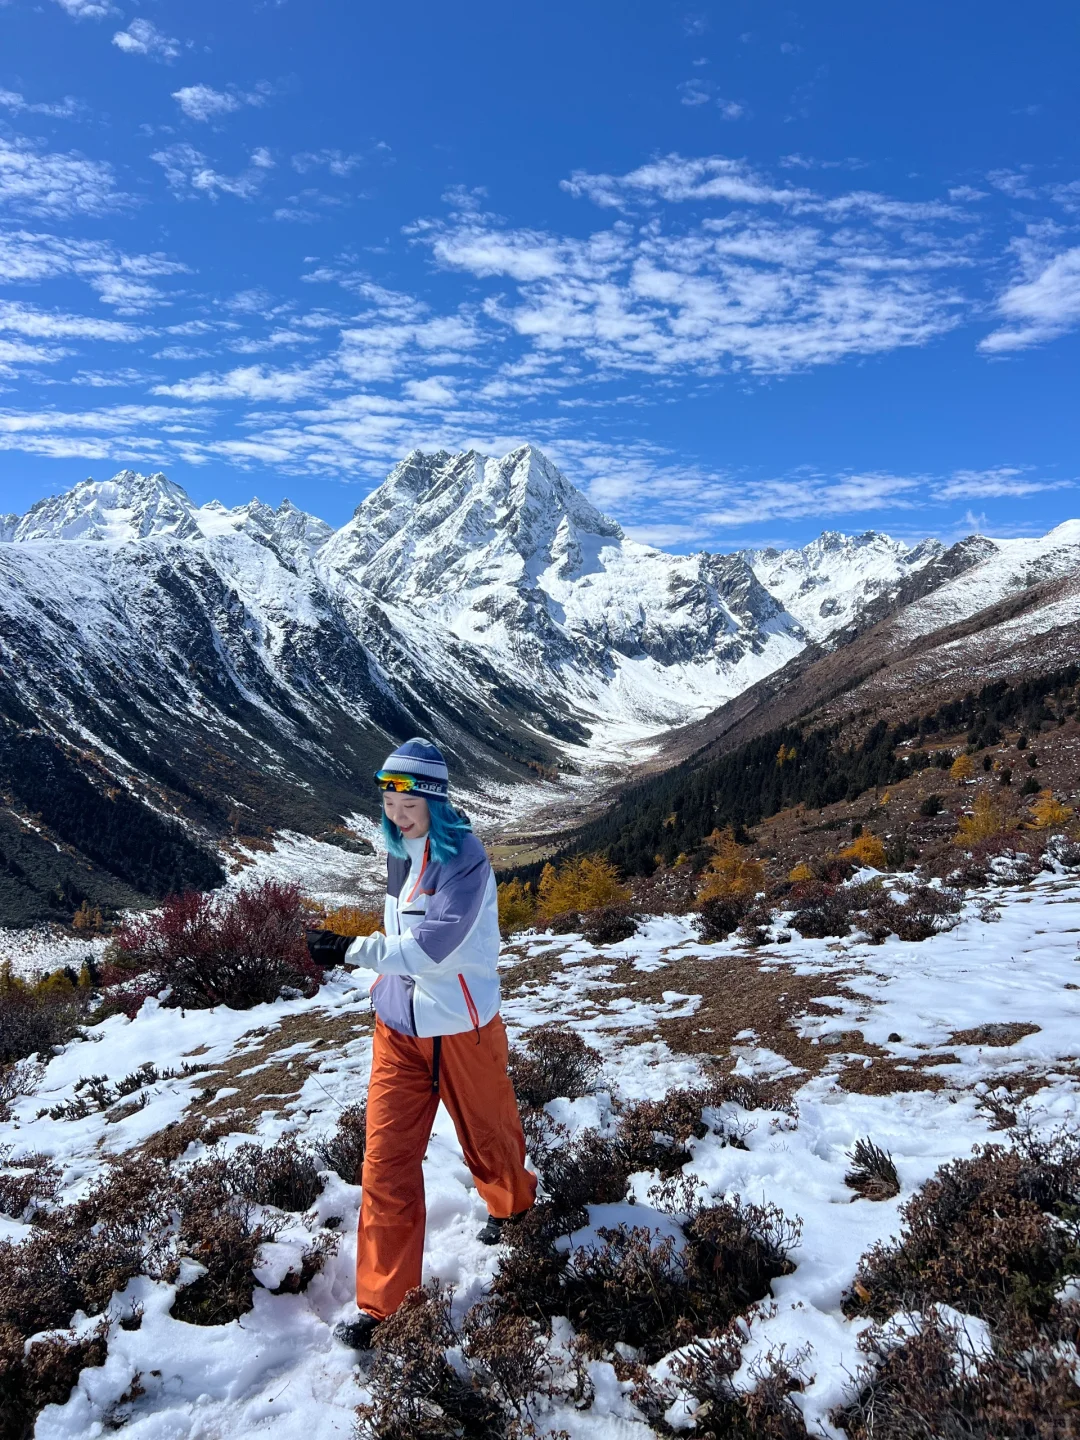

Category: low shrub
[0, 1059, 43, 1124]
[835, 1311, 1080, 1440]
[355, 1280, 555, 1440]
[508, 1026, 603, 1109]
[861, 883, 963, 943]
[616, 1088, 718, 1177]
[0, 964, 88, 1066]
[167, 1154, 282, 1325]
[0, 1148, 61, 1220]
[227, 1136, 324, 1213]
[844, 1138, 900, 1201]
[696, 894, 749, 942]
[316, 1101, 367, 1184]
[845, 1132, 1080, 1333]
[919, 793, 943, 817]
[0, 1155, 174, 1338]
[635, 1327, 809, 1440]
[0, 1321, 108, 1440]
[561, 1189, 800, 1362]
[491, 1176, 799, 1368]
[115, 879, 322, 1010]
[547, 910, 582, 935]
[580, 904, 637, 946]
[788, 881, 855, 939]
[529, 1126, 631, 1224]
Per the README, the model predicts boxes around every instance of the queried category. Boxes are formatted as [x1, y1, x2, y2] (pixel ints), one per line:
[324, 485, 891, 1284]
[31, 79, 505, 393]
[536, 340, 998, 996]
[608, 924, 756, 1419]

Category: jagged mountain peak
[9, 469, 202, 544]
[742, 527, 947, 642]
[322, 444, 624, 589]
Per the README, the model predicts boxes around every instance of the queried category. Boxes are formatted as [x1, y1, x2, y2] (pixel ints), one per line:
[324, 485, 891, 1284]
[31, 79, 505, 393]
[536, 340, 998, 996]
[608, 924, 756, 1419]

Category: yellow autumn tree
[322, 905, 383, 937]
[72, 900, 103, 931]
[840, 832, 887, 869]
[1027, 789, 1074, 829]
[950, 754, 976, 783]
[955, 790, 1005, 843]
[537, 854, 629, 921]
[497, 877, 538, 935]
[697, 828, 765, 902]
[788, 861, 813, 883]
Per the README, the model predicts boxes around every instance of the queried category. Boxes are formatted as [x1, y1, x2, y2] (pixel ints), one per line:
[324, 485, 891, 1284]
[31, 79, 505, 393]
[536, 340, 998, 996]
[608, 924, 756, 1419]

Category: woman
[308, 737, 536, 1350]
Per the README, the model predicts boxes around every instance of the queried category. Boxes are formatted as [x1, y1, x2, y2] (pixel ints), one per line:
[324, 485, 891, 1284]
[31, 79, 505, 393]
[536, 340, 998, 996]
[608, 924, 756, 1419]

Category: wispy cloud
[172, 83, 273, 122]
[152, 361, 334, 402]
[152, 144, 274, 201]
[939, 467, 1074, 499]
[51, 0, 117, 18]
[0, 135, 128, 218]
[0, 89, 83, 119]
[292, 149, 366, 176]
[0, 300, 144, 341]
[112, 19, 182, 61]
[414, 158, 971, 379]
[981, 237, 1080, 353]
[0, 230, 186, 312]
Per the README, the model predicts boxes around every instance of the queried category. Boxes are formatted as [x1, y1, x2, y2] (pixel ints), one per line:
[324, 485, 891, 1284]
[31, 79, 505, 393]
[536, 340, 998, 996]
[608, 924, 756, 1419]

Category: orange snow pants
[356, 1014, 537, 1320]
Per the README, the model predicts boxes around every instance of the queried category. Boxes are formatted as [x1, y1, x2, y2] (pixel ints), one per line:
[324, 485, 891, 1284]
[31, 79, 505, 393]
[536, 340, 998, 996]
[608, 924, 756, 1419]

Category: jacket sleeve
[346, 847, 490, 977]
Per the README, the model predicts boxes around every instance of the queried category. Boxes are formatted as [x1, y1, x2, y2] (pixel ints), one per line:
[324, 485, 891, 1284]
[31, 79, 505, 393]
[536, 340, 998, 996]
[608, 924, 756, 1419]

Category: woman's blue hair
[381, 796, 472, 864]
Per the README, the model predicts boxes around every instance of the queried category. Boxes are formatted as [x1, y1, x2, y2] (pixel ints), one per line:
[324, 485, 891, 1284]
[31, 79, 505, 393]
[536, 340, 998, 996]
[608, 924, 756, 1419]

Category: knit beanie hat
[376, 737, 450, 799]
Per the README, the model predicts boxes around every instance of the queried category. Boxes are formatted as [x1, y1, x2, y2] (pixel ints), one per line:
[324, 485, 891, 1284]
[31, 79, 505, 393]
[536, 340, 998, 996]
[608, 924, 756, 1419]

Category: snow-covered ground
[3, 868, 1079, 1437]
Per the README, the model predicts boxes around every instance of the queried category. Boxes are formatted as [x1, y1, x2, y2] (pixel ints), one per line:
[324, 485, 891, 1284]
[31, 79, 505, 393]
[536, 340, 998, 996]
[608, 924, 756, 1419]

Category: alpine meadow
[1, 3, 1080, 1438]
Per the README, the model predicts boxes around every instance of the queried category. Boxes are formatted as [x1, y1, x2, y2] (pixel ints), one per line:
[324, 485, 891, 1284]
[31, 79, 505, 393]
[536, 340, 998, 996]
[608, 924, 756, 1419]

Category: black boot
[476, 1210, 529, 1245]
[334, 1311, 381, 1349]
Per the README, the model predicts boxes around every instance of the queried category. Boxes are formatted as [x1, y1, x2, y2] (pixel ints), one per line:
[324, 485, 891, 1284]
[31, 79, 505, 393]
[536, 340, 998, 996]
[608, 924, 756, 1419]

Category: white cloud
[0, 135, 127, 218]
[717, 99, 744, 120]
[939, 467, 1074, 499]
[678, 80, 711, 107]
[0, 89, 82, 119]
[151, 144, 272, 201]
[0, 403, 205, 462]
[0, 300, 143, 341]
[52, 0, 117, 18]
[112, 19, 182, 61]
[419, 171, 969, 378]
[172, 84, 272, 122]
[0, 230, 186, 312]
[292, 149, 365, 176]
[949, 185, 987, 202]
[152, 362, 334, 401]
[981, 242, 1080, 352]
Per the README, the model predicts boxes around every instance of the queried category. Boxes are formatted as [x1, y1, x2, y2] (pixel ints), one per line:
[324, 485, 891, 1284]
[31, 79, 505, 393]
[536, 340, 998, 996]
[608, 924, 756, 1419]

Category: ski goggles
[375, 771, 420, 794]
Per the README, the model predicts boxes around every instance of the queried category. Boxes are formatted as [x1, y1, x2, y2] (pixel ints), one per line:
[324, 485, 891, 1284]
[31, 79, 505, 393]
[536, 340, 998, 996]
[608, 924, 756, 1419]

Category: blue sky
[0, 0, 1077, 549]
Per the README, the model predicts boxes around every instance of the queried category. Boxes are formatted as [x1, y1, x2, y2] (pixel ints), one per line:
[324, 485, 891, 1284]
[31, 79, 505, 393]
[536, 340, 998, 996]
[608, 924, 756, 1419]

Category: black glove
[305, 929, 353, 967]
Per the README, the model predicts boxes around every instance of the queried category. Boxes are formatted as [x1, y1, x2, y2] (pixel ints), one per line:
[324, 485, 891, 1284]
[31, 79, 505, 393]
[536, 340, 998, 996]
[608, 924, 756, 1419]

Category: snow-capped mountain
[741, 530, 946, 642]
[322, 446, 805, 733]
[2, 444, 1076, 924]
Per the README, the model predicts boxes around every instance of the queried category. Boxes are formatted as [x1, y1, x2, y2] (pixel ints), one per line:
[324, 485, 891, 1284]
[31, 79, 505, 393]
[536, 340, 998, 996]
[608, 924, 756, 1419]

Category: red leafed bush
[115, 880, 322, 1010]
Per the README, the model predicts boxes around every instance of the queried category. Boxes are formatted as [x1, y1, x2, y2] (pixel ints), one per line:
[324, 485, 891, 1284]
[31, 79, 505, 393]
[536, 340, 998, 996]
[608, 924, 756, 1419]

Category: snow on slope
[5, 866, 1079, 1437]
[894, 519, 1080, 641]
[742, 531, 946, 642]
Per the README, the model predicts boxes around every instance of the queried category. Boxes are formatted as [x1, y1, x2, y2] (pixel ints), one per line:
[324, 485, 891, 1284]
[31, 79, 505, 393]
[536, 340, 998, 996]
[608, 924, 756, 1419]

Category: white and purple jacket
[345, 831, 502, 1038]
